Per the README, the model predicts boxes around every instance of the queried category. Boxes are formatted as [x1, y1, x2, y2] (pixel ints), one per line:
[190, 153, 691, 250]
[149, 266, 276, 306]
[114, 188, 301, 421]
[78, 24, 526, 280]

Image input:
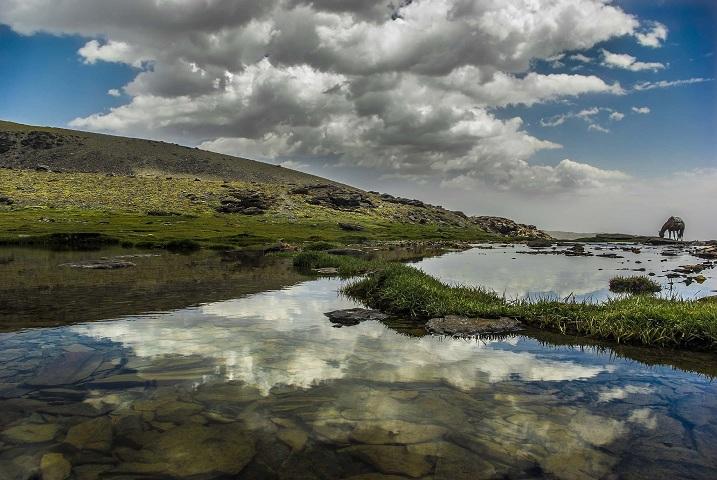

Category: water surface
[0, 247, 715, 479]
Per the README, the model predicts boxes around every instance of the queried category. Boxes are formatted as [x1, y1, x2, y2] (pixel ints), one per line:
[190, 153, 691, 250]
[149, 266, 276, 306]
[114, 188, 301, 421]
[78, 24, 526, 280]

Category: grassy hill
[0, 120, 334, 185]
[0, 120, 548, 249]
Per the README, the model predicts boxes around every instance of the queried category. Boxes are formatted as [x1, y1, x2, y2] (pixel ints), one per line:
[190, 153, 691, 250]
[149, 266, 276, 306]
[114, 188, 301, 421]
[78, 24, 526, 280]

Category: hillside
[0, 120, 334, 185]
[0, 121, 549, 248]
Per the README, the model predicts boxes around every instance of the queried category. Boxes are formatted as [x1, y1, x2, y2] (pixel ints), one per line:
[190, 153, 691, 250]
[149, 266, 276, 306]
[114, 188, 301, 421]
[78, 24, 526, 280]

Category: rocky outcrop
[471, 216, 551, 239]
[216, 190, 272, 214]
[379, 193, 426, 208]
[426, 315, 523, 337]
[291, 184, 375, 210]
[21, 131, 64, 150]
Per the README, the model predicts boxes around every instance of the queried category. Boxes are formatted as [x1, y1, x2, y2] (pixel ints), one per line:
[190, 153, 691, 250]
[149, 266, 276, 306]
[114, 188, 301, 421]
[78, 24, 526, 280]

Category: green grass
[291, 255, 717, 350]
[0, 168, 499, 250]
[609, 275, 662, 295]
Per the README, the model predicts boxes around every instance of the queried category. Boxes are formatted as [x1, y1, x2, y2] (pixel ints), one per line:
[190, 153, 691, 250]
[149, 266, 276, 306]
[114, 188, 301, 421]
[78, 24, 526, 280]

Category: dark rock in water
[597, 253, 624, 259]
[426, 315, 523, 337]
[526, 239, 553, 248]
[338, 222, 364, 231]
[61, 260, 136, 269]
[325, 309, 389, 326]
[25, 351, 104, 387]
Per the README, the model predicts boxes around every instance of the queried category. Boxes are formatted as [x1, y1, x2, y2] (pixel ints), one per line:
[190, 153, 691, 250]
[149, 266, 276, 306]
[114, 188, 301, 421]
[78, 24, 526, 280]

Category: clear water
[0, 247, 715, 479]
[418, 243, 716, 301]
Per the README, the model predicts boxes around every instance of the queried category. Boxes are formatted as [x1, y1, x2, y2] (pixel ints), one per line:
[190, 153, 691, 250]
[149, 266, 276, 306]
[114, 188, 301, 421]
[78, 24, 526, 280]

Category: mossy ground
[294, 252, 717, 350]
[0, 168, 497, 249]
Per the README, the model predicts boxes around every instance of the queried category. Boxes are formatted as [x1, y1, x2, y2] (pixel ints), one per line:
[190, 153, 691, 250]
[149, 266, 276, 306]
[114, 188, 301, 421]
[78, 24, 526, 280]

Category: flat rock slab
[61, 260, 136, 269]
[324, 309, 389, 327]
[426, 315, 523, 337]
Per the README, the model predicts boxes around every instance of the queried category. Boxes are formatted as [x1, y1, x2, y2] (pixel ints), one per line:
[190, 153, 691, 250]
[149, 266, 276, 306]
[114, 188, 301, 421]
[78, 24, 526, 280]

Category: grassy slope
[0, 120, 336, 185]
[0, 169, 497, 248]
[295, 253, 717, 350]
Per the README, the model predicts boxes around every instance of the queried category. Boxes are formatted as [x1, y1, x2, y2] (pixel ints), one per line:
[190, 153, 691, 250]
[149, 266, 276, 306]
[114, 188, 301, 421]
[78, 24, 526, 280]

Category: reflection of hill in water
[0, 248, 308, 331]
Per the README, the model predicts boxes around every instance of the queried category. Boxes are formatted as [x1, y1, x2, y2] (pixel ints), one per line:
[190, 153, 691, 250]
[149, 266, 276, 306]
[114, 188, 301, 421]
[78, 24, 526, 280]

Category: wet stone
[277, 428, 309, 452]
[65, 417, 113, 452]
[25, 351, 104, 387]
[40, 453, 72, 480]
[343, 445, 433, 478]
[1, 422, 59, 443]
[324, 309, 389, 327]
[349, 419, 448, 445]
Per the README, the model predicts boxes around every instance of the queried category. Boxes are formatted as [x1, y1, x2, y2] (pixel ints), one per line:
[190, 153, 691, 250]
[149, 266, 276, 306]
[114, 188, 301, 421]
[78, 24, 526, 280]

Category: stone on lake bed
[342, 445, 432, 478]
[65, 417, 113, 452]
[426, 315, 523, 337]
[40, 453, 72, 480]
[1, 422, 59, 443]
[324, 309, 389, 326]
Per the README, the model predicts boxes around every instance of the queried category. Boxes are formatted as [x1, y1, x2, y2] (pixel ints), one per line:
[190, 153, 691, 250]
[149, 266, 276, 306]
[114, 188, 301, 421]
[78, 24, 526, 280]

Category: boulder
[471, 216, 551, 239]
[0, 195, 14, 205]
[338, 222, 364, 231]
[216, 190, 272, 215]
[426, 315, 523, 337]
[324, 309, 389, 326]
[291, 184, 375, 210]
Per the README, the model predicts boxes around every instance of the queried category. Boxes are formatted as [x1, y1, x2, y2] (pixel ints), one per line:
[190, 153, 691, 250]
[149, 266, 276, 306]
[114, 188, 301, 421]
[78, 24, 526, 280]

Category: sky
[1, 0, 715, 238]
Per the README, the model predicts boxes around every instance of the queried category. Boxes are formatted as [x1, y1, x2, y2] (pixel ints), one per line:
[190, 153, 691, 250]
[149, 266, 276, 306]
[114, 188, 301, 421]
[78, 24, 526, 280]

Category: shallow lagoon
[0, 247, 715, 479]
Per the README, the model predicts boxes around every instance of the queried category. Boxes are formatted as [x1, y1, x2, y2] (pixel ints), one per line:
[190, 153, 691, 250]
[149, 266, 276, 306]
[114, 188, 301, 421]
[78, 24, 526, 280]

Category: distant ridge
[0, 120, 338, 186]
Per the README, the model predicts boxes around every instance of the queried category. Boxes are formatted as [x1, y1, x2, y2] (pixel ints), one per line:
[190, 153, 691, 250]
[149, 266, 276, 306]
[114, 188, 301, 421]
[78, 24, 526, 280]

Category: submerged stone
[65, 417, 113, 452]
[349, 419, 448, 445]
[343, 445, 432, 478]
[40, 453, 72, 480]
[426, 315, 523, 337]
[2, 423, 59, 443]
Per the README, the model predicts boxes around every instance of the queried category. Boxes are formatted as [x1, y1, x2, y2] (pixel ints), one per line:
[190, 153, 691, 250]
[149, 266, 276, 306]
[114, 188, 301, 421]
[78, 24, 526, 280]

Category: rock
[379, 193, 426, 208]
[61, 260, 136, 270]
[216, 190, 272, 214]
[40, 453, 72, 480]
[694, 275, 707, 284]
[342, 445, 432, 478]
[35, 164, 52, 172]
[25, 351, 104, 386]
[277, 428, 308, 452]
[526, 239, 554, 248]
[349, 420, 448, 445]
[65, 417, 113, 452]
[471, 216, 551, 239]
[263, 240, 298, 254]
[2, 423, 59, 443]
[338, 222, 364, 231]
[22, 131, 61, 150]
[313, 267, 339, 275]
[0, 195, 14, 205]
[291, 184, 375, 210]
[426, 315, 523, 337]
[324, 309, 389, 327]
[114, 424, 255, 478]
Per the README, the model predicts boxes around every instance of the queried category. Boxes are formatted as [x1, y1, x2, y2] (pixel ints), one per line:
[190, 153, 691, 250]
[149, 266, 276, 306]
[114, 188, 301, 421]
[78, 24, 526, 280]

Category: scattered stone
[426, 315, 523, 337]
[40, 453, 72, 480]
[22, 131, 61, 150]
[0, 195, 14, 205]
[35, 164, 52, 172]
[324, 309, 389, 327]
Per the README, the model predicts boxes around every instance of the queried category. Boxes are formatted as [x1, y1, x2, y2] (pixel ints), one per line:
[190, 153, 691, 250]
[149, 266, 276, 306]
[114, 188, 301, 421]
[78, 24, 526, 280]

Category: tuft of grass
[609, 275, 661, 295]
[292, 252, 388, 277]
[329, 259, 717, 350]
